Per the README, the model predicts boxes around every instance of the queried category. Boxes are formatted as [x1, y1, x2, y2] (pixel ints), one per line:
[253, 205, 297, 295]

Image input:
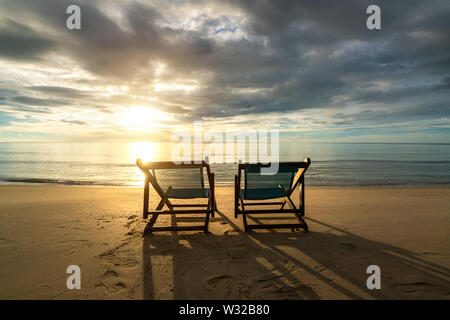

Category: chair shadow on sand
[142, 209, 450, 300]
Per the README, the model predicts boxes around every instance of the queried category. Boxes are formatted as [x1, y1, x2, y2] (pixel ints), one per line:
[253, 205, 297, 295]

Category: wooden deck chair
[234, 158, 311, 232]
[136, 159, 216, 234]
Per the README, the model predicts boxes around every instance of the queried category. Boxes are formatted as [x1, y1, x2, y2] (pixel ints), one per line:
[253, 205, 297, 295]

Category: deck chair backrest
[136, 159, 210, 199]
[244, 166, 298, 191]
[152, 166, 205, 191]
[240, 159, 311, 194]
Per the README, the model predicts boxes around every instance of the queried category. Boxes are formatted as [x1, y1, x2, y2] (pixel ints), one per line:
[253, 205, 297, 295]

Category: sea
[0, 142, 449, 187]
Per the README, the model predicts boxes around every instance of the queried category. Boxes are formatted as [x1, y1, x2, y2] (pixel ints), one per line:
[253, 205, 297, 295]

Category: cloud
[0, 102, 50, 114]
[9, 96, 67, 106]
[0, 19, 54, 61]
[62, 119, 87, 125]
[26, 86, 92, 99]
[0, 0, 449, 142]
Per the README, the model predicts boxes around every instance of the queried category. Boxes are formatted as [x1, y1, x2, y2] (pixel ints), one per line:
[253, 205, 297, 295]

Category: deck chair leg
[210, 173, 216, 218]
[299, 217, 308, 232]
[144, 212, 160, 234]
[242, 212, 249, 232]
[234, 175, 239, 219]
[238, 193, 248, 231]
[204, 198, 211, 234]
[143, 175, 150, 219]
[211, 197, 216, 218]
[204, 213, 210, 234]
[296, 179, 308, 231]
[285, 195, 308, 232]
[300, 180, 305, 217]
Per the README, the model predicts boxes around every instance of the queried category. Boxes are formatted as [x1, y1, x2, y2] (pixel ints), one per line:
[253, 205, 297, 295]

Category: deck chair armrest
[136, 158, 146, 172]
[289, 158, 311, 194]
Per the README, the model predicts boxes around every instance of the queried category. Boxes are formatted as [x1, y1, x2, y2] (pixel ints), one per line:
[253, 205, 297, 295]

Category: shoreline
[2, 182, 450, 189]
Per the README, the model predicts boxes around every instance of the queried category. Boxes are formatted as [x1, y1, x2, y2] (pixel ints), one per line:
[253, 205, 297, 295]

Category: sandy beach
[0, 185, 449, 300]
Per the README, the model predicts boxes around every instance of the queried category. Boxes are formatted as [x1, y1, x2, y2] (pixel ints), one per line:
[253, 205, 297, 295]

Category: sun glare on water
[116, 107, 174, 185]
[129, 141, 157, 185]
[129, 141, 157, 162]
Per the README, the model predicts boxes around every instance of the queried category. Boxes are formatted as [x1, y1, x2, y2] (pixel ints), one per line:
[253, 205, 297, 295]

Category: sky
[0, 0, 449, 143]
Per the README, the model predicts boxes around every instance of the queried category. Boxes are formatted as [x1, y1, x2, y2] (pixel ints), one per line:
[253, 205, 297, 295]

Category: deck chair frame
[137, 159, 216, 234]
[234, 158, 311, 232]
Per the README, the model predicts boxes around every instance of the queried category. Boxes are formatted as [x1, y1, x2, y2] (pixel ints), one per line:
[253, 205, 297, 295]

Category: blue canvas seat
[242, 188, 287, 200]
[242, 165, 299, 200]
[166, 188, 209, 199]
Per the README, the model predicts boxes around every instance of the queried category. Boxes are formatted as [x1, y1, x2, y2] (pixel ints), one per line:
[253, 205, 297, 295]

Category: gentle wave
[0, 160, 137, 167]
[2, 175, 450, 187]
[0, 178, 123, 186]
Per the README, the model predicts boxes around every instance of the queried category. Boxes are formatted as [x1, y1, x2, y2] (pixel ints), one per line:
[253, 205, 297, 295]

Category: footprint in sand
[207, 274, 232, 284]
[95, 279, 128, 294]
[57, 239, 92, 256]
[202, 274, 235, 297]
[223, 229, 239, 236]
[98, 242, 139, 268]
[95, 269, 129, 295]
[0, 237, 17, 249]
[395, 281, 450, 297]
[103, 269, 119, 278]
[251, 272, 319, 299]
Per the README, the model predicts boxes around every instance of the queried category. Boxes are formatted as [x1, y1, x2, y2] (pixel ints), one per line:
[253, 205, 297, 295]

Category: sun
[118, 106, 171, 129]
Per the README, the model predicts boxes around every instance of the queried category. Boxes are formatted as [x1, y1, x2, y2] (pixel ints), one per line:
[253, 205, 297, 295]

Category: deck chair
[235, 158, 311, 232]
[136, 159, 216, 234]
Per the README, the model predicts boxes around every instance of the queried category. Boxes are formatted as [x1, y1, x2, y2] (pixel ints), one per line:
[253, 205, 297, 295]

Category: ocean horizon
[1, 141, 449, 188]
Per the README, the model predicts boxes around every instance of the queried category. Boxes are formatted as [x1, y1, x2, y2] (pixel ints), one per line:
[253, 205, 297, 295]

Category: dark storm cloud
[0, 102, 50, 114]
[9, 96, 67, 107]
[0, 19, 54, 61]
[200, 0, 450, 118]
[332, 101, 450, 125]
[352, 76, 450, 104]
[0, 0, 449, 130]
[27, 86, 92, 99]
